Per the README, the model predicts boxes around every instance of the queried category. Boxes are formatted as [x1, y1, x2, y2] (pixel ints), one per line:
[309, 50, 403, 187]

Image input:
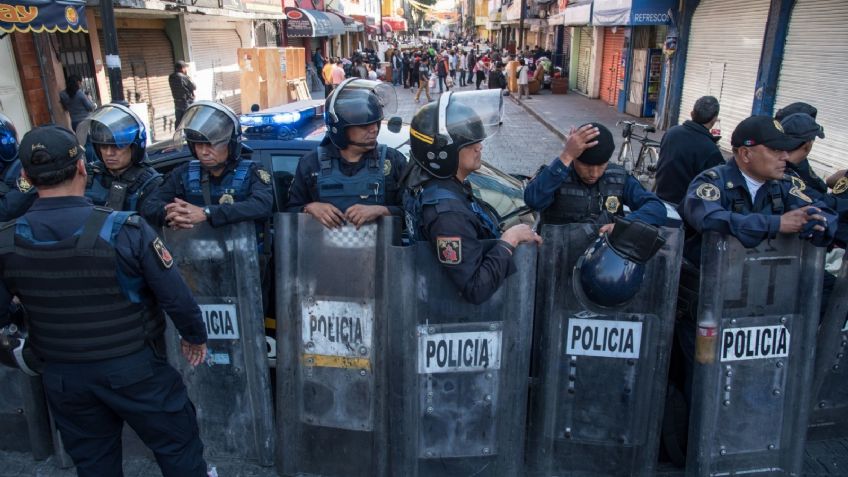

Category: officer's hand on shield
[304, 201, 345, 229]
[180, 339, 207, 367]
[501, 223, 543, 248]
[344, 204, 389, 229]
[560, 124, 600, 166]
[779, 206, 826, 234]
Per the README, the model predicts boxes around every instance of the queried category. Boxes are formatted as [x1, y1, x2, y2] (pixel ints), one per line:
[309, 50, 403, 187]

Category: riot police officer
[77, 103, 163, 211]
[0, 125, 208, 477]
[404, 89, 541, 305]
[0, 113, 36, 221]
[524, 122, 667, 233]
[286, 78, 408, 228]
[141, 100, 273, 232]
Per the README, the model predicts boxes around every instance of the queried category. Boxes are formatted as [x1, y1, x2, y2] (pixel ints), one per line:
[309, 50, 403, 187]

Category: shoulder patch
[789, 186, 812, 203]
[704, 170, 719, 180]
[16, 176, 32, 193]
[436, 236, 462, 265]
[383, 159, 392, 176]
[789, 174, 806, 191]
[833, 176, 848, 195]
[151, 237, 174, 269]
[256, 168, 271, 185]
[696, 183, 721, 201]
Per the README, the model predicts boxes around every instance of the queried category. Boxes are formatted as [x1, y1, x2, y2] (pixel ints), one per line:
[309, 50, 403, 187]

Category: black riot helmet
[76, 103, 148, 164]
[573, 219, 666, 309]
[325, 78, 397, 149]
[409, 89, 503, 179]
[174, 100, 243, 161]
[0, 113, 19, 163]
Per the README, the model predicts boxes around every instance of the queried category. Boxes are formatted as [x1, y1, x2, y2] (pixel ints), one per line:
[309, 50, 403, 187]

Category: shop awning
[592, 0, 676, 26]
[0, 0, 87, 34]
[365, 24, 379, 35]
[284, 7, 345, 37]
[327, 9, 363, 32]
[382, 16, 407, 32]
[562, 0, 592, 26]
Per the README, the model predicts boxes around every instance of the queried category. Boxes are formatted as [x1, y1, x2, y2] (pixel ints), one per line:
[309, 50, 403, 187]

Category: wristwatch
[203, 206, 211, 218]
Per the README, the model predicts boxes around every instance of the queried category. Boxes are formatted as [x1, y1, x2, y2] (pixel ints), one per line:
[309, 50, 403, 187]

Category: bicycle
[615, 120, 661, 190]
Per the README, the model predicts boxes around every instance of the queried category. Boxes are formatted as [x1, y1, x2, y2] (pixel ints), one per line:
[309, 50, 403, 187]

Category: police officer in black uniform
[403, 90, 541, 305]
[286, 78, 407, 228]
[78, 103, 163, 211]
[0, 125, 209, 477]
[524, 122, 667, 234]
[141, 100, 273, 233]
[0, 113, 36, 221]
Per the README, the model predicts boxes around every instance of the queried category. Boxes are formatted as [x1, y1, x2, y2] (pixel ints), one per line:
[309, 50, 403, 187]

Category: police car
[146, 100, 535, 229]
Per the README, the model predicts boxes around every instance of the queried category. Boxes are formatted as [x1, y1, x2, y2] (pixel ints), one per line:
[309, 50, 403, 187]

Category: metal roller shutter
[776, 0, 848, 176]
[576, 27, 592, 94]
[192, 29, 244, 114]
[100, 29, 175, 142]
[678, 0, 770, 152]
[600, 27, 624, 106]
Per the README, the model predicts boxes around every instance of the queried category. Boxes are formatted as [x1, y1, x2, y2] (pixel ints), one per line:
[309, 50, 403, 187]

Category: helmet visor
[330, 78, 398, 125]
[441, 89, 503, 146]
[76, 105, 142, 148]
[173, 103, 235, 147]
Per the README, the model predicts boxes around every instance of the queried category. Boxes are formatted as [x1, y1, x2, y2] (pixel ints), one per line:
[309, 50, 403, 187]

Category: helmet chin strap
[348, 140, 377, 148]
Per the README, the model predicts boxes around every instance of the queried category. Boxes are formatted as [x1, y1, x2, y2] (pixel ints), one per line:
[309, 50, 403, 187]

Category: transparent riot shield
[525, 223, 683, 477]
[163, 221, 274, 466]
[686, 233, 825, 476]
[808, 253, 848, 441]
[387, 240, 537, 477]
[0, 368, 52, 459]
[275, 213, 398, 477]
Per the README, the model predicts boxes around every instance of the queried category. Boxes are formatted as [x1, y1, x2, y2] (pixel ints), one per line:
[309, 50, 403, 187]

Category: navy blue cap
[730, 116, 804, 151]
[780, 113, 824, 142]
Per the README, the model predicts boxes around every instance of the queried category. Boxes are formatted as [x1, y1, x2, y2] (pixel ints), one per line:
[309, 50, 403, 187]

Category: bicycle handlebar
[616, 120, 656, 133]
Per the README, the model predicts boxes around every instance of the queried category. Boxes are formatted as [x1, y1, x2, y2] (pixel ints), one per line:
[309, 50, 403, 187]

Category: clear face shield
[438, 89, 504, 147]
[329, 78, 398, 125]
[76, 104, 143, 148]
[173, 101, 237, 148]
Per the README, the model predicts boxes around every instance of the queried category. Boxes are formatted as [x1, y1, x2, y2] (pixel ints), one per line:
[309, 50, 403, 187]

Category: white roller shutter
[678, 0, 770, 152]
[576, 27, 592, 95]
[192, 29, 244, 114]
[776, 0, 848, 176]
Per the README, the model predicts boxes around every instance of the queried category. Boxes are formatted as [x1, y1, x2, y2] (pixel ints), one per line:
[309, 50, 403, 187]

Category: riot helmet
[76, 103, 148, 163]
[174, 100, 243, 161]
[324, 78, 397, 149]
[0, 113, 19, 163]
[409, 89, 503, 179]
[574, 219, 666, 309]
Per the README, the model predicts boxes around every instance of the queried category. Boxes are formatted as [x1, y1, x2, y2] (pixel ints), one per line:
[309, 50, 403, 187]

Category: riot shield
[525, 223, 683, 477]
[163, 221, 274, 466]
[0, 368, 52, 459]
[275, 213, 398, 477]
[808, 252, 848, 441]
[686, 232, 825, 476]
[387, 240, 537, 477]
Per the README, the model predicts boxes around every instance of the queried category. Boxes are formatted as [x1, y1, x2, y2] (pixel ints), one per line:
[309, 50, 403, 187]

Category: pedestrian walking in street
[331, 59, 346, 89]
[168, 61, 196, 127]
[467, 50, 476, 86]
[415, 57, 433, 103]
[517, 59, 530, 100]
[458, 50, 467, 87]
[488, 62, 507, 91]
[475, 57, 487, 90]
[402, 52, 411, 88]
[392, 50, 403, 86]
[437, 54, 450, 93]
[323, 58, 336, 97]
[59, 75, 95, 132]
[1, 125, 210, 477]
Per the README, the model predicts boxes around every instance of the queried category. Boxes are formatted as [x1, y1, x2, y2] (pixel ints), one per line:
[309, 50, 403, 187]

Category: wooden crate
[551, 77, 568, 94]
[239, 47, 290, 111]
[283, 47, 306, 81]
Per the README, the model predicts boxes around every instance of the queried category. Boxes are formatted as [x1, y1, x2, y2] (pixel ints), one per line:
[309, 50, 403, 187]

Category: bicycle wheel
[617, 142, 633, 172]
[644, 146, 659, 172]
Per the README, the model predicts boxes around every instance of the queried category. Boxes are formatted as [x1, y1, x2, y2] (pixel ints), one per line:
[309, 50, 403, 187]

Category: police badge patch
[152, 237, 174, 269]
[833, 176, 848, 195]
[605, 196, 620, 213]
[436, 236, 462, 265]
[219, 193, 235, 205]
[15, 177, 32, 193]
[696, 183, 720, 201]
[257, 169, 271, 185]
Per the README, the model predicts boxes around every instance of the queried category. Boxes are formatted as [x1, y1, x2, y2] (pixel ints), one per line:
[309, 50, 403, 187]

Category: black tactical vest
[541, 163, 628, 225]
[0, 208, 165, 362]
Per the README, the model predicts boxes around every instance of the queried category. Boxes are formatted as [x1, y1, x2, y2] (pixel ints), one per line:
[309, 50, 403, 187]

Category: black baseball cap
[780, 113, 825, 142]
[575, 122, 615, 165]
[730, 116, 804, 151]
[774, 102, 817, 121]
[19, 125, 85, 177]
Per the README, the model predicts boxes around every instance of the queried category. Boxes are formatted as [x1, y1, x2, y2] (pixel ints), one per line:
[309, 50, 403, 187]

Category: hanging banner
[0, 0, 87, 34]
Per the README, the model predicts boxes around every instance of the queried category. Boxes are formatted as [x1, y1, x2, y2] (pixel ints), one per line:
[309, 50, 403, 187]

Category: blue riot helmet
[76, 103, 148, 163]
[409, 89, 503, 179]
[324, 78, 397, 149]
[174, 100, 243, 161]
[574, 218, 666, 308]
[0, 113, 18, 163]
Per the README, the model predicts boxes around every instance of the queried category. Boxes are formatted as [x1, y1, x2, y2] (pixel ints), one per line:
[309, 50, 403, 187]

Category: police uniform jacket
[0, 197, 207, 356]
[85, 161, 163, 212]
[524, 158, 667, 226]
[417, 177, 515, 305]
[681, 159, 838, 264]
[286, 137, 407, 214]
[141, 158, 273, 228]
[0, 161, 36, 222]
[655, 120, 726, 205]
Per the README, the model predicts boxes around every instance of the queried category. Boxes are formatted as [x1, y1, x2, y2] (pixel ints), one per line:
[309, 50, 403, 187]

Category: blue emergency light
[239, 104, 319, 140]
